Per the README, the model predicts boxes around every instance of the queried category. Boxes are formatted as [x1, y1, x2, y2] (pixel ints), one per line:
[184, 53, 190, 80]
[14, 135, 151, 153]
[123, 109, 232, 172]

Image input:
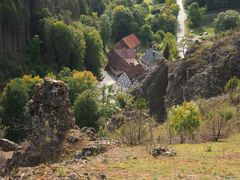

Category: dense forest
[0, 0, 180, 88]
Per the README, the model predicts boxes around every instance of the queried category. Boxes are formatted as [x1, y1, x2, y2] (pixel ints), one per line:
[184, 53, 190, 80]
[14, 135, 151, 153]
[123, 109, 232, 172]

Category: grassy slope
[86, 135, 240, 179]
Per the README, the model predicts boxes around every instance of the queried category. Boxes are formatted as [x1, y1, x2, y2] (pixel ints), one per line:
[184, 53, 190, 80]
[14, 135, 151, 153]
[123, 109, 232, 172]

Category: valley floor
[13, 134, 240, 179]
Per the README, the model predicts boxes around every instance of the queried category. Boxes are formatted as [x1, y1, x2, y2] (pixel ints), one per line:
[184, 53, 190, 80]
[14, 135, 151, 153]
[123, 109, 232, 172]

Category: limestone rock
[151, 146, 176, 157]
[0, 139, 19, 152]
[134, 31, 240, 120]
[1, 78, 76, 176]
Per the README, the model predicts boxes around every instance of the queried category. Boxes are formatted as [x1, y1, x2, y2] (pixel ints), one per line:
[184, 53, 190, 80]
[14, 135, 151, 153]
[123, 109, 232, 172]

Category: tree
[74, 90, 100, 129]
[63, 71, 97, 104]
[170, 3, 179, 17]
[84, 28, 104, 77]
[139, 24, 153, 46]
[99, 14, 112, 48]
[163, 43, 170, 59]
[112, 6, 136, 41]
[29, 35, 41, 63]
[131, 5, 146, 27]
[198, 100, 236, 142]
[59, 70, 98, 104]
[168, 101, 201, 143]
[162, 32, 177, 59]
[188, 2, 206, 27]
[0, 79, 30, 142]
[214, 10, 240, 32]
[42, 18, 86, 70]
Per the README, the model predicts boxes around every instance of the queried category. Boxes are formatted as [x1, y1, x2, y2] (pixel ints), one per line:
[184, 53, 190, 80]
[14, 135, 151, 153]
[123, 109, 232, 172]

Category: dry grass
[85, 134, 240, 179]
[12, 134, 240, 179]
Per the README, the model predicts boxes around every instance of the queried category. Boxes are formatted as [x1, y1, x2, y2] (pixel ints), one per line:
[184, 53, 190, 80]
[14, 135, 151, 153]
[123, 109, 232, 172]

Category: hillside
[10, 134, 240, 179]
[135, 31, 240, 120]
[1, 0, 240, 179]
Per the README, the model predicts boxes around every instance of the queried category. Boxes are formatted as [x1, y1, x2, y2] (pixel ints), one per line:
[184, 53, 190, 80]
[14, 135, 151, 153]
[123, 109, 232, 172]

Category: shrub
[187, 2, 206, 27]
[168, 101, 202, 143]
[116, 92, 133, 108]
[198, 99, 237, 142]
[59, 70, 98, 104]
[214, 10, 240, 32]
[224, 77, 240, 93]
[74, 90, 100, 129]
[0, 79, 30, 142]
[114, 110, 155, 146]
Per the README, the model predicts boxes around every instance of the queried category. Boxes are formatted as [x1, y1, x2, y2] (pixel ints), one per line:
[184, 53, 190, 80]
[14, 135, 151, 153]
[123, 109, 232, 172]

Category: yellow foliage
[72, 70, 97, 84]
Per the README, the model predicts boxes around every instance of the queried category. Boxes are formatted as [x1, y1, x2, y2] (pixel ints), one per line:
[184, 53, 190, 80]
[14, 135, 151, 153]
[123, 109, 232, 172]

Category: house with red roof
[114, 34, 141, 49]
[108, 34, 147, 88]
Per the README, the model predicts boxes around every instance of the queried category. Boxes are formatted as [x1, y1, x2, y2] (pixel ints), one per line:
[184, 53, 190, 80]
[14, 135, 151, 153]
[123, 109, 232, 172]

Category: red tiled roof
[122, 34, 141, 49]
[126, 64, 147, 80]
[114, 49, 136, 64]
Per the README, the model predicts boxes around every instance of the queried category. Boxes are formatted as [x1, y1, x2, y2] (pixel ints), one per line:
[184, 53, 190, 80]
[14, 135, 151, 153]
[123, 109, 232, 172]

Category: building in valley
[108, 34, 147, 89]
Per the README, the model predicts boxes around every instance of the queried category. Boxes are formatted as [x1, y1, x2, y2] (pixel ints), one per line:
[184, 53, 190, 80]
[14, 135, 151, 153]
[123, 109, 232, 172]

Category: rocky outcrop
[133, 61, 168, 121]
[135, 31, 240, 120]
[0, 139, 19, 152]
[0, 78, 75, 176]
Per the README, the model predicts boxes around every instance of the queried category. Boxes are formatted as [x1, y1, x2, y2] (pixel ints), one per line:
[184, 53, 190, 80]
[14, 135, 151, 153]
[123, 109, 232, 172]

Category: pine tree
[163, 43, 170, 60]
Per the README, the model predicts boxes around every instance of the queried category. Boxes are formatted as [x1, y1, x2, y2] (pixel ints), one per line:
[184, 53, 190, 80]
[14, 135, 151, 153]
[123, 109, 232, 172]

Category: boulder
[151, 146, 176, 157]
[80, 127, 98, 141]
[0, 139, 19, 152]
[0, 151, 14, 176]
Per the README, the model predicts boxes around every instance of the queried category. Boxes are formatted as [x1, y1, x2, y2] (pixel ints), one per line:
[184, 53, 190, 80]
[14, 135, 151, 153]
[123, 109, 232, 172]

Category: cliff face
[135, 31, 240, 120]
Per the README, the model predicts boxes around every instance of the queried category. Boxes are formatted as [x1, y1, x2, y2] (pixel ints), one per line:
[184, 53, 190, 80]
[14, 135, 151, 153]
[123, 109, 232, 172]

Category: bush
[198, 99, 237, 142]
[187, 2, 206, 27]
[0, 75, 42, 142]
[1, 79, 31, 142]
[224, 77, 240, 93]
[59, 69, 98, 104]
[74, 90, 100, 129]
[162, 32, 178, 59]
[114, 110, 155, 146]
[168, 101, 202, 143]
[214, 10, 240, 32]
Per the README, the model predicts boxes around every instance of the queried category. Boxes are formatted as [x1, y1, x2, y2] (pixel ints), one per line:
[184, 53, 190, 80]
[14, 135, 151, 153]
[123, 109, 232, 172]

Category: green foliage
[131, 5, 146, 27]
[162, 32, 177, 59]
[99, 85, 119, 118]
[84, 28, 104, 77]
[187, 2, 206, 27]
[168, 101, 201, 143]
[112, 6, 136, 41]
[198, 99, 237, 142]
[139, 24, 153, 46]
[116, 92, 134, 108]
[163, 43, 170, 59]
[42, 18, 86, 70]
[74, 90, 100, 129]
[99, 14, 112, 48]
[0, 75, 43, 142]
[0, 79, 30, 142]
[214, 10, 240, 33]
[114, 109, 154, 146]
[185, 0, 240, 11]
[58, 69, 98, 104]
[147, 14, 177, 35]
[169, 3, 180, 17]
[224, 77, 240, 92]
